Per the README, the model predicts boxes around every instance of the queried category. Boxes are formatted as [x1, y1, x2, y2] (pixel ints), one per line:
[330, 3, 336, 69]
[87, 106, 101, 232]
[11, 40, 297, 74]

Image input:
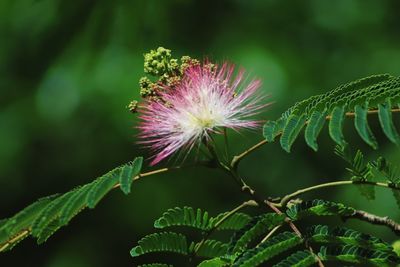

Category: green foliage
[232, 232, 302, 267]
[119, 157, 143, 195]
[378, 99, 400, 145]
[130, 232, 188, 257]
[138, 264, 173, 267]
[286, 199, 355, 221]
[192, 240, 228, 258]
[273, 250, 316, 267]
[209, 212, 252, 231]
[154, 206, 252, 232]
[354, 103, 378, 149]
[263, 74, 400, 151]
[0, 194, 59, 251]
[197, 257, 231, 267]
[318, 245, 400, 266]
[307, 225, 393, 252]
[279, 114, 307, 152]
[154, 206, 211, 231]
[329, 105, 347, 147]
[228, 213, 286, 253]
[0, 158, 143, 252]
[304, 110, 327, 151]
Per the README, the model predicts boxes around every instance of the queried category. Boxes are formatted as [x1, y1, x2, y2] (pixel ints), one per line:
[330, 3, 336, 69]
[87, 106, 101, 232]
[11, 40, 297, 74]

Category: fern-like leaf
[328, 105, 347, 147]
[378, 98, 400, 145]
[318, 245, 400, 266]
[304, 110, 327, 151]
[232, 232, 302, 267]
[130, 232, 188, 257]
[354, 103, 378, 149]
[273, 250, 316, 267]
[154, 207, 210, 230]
[208, 212, 252, 231]
[193, 240, 228, 258]
[119, 157, 143, 195]
[197, 257, 231, 267]
[0, 158, 143, 251]
[286, 199, 355, 221]
[307, 225, 393, 252]
[86, 168, 120, 208]
[280, 114, 307, 152]
[263, 74, 400, 152]
[228, 213, 286, 253]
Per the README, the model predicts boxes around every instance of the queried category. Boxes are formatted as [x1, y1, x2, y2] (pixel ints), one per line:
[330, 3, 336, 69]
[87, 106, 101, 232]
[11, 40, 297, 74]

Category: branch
[345, 210, 400, 235]
[274, 180, 400, 208]
[231, 139, 267, 169]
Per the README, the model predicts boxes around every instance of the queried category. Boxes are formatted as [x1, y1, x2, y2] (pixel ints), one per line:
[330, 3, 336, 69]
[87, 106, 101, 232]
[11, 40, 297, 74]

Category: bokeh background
[1, 0, 400, 266]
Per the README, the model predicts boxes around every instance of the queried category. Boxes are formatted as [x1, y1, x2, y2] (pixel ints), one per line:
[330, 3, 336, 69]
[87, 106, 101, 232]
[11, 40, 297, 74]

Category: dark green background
[1, 0, 400, 266]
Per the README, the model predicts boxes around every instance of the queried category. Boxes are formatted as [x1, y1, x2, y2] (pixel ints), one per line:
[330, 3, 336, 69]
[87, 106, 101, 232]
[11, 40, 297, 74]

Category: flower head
[138, 61, 266, 165]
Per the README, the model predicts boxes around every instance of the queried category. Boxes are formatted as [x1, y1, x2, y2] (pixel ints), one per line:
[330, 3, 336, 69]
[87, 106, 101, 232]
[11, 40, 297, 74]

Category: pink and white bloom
[138, 62, 267, 165]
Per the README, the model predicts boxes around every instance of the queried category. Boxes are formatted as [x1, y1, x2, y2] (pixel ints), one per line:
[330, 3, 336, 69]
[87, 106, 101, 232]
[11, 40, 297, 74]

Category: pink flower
[138, 62, 266, 165]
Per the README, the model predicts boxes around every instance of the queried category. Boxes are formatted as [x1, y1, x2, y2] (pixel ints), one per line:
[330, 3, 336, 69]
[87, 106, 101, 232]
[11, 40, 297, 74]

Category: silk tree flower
[138, 62, 267, 165]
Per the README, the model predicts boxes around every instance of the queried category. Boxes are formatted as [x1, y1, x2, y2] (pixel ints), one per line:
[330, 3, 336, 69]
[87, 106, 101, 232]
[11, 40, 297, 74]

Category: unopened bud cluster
[128, 47, 201, 113]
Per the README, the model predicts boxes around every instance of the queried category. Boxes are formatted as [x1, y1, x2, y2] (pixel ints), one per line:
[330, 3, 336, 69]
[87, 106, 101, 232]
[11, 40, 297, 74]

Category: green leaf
[31, 191, 77, 240]
[0, 194, 59, 247]
[308, 225, 393, 252]
[232, 232, 303, 267]
[228, 213, 286, 253]
[304, 110, 327, 151]
[273, 250, 316, 267]
[286, 199, 355, 221]
[328, 105, 347, 146]
[280, 114, 307, 152]
[378, 99, 400, 145]
[208, 212, 252, 231]
[193, 240, 228, 258]
[86, 168, 120, 208]
[197, 257, 231, 267]
[130, 232, 188, 257]
[154, 207, 210, 231]
[59, 183, 92, 225]
[354, 104, 378, 149]
[36, 218, 62, 244]
[119, 157, 143, 195]
[318, 245, 400, 266]
[263, 121, 278, 142]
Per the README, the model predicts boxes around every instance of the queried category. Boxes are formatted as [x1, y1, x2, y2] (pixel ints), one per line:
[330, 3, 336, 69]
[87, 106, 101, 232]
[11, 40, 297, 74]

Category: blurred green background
[1, 0, 400, 266]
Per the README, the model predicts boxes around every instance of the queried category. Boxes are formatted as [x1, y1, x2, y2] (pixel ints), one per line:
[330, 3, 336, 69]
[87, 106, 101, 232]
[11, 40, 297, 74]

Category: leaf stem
[274, 180, 400, 208]
[112, 167, 172, 189]
[231, 139, 267, 170]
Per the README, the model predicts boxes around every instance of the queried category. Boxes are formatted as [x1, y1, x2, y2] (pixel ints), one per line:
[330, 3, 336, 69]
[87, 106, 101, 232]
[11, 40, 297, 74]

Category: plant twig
[112, 167, 172, 189]
[258, 225, 282, 245]
[344, 210, 400, 235]
[231, 139, 268, 169]
[274, 180, 400, 208]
